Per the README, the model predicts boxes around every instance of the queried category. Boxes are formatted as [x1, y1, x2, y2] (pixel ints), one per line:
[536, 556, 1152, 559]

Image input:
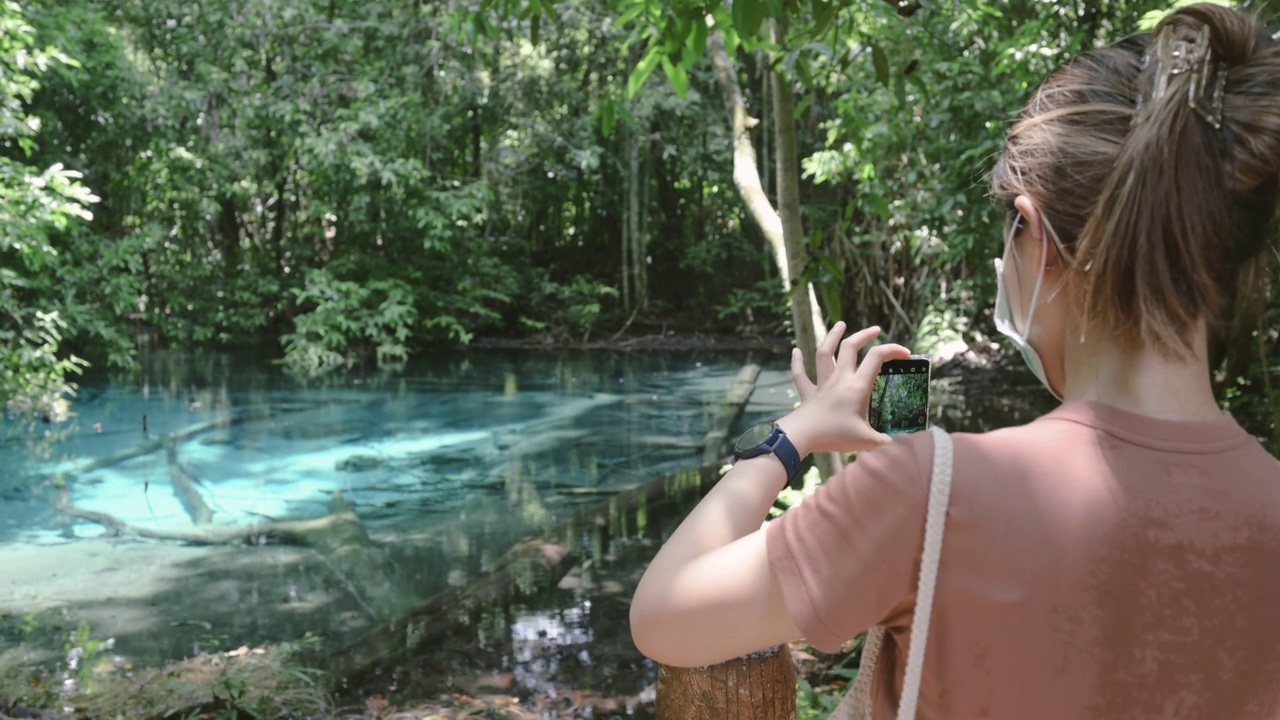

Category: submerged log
[701, 363, 762, 464]
[656, 645, 796, 720]
[163, 437, 214, 525]
[55, 500, 364, 547]
[56, 496, 400, 621]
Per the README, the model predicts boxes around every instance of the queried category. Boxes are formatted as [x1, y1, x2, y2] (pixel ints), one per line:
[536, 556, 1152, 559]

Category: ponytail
[1073, 15, 1234, 354]
[991, 3, 1280, 356]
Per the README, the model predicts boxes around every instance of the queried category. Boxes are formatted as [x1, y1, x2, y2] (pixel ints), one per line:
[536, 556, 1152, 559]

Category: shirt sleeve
[766, 430, 932, 653]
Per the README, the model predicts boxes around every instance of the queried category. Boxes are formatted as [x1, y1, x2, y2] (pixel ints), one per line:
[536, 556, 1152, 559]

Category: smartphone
[869, 355, 932, 437]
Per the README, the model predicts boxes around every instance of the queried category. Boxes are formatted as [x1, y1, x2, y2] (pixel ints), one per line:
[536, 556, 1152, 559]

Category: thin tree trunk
[629, 128, 645, 310]
[707, 24, 824, 376]
[622, 130, 632, 311]
[771, 18, 825, 377]
[762, 62, 771, 201]
[638, 136, 649, 308]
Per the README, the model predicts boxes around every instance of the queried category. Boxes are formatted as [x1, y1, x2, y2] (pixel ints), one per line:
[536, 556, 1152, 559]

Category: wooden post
[656, 645, 796, 719]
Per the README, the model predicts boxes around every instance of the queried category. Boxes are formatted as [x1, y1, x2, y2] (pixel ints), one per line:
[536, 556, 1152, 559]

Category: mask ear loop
[1040, 216, 1071, 306]
[1005, 211, 1050, 336]
[1020, 229, 1048, 336]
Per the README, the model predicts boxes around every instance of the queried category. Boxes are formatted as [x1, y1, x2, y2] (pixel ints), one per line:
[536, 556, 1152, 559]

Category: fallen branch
[55, 501, 364, 546]
[163, 438, 213, 525]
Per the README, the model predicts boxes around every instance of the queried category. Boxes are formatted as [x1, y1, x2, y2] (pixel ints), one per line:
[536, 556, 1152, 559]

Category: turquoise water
[2, 352, 795, 541]
[0, 351, 796, 671]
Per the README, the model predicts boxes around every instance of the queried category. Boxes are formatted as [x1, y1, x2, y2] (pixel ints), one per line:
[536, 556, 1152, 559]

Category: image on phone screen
[869, 358, 931, 437]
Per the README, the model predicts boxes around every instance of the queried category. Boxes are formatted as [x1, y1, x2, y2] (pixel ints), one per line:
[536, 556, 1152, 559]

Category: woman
[630, 4, 1280, 718]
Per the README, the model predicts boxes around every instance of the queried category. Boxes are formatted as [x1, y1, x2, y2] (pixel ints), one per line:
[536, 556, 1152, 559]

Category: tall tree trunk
[656, 645, 796, 720]
[708, 24, 825, 377]
[632, 127, 647, 310]
[761, 63, 771, 200]
[770, 18, 824, 379]
[622, 132, 633, 311]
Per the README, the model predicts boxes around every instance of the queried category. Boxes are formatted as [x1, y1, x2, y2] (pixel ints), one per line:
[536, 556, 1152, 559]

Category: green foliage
[282, 269, 417, 375]
[1140, 0, 1234, 30]
[0, 308, 87, 419]
[63, 619, 113, 694]
[771, 464, 822, 518]
[717, 278, 789, 334]
[797, 675, 844, 719]
[0, 0, 1273, 440]
[522, 271, 621, 341]
[0, 0, 96, 419]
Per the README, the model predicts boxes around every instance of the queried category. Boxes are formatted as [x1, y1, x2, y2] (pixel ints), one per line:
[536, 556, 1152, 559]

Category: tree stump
[656, 645, 796, 720]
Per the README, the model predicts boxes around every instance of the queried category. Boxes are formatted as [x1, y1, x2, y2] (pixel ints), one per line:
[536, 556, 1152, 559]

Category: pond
[0, 348, 1056, 717]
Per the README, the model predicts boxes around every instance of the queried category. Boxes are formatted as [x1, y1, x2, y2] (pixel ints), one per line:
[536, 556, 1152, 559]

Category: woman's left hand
[779, 322, 911, 455]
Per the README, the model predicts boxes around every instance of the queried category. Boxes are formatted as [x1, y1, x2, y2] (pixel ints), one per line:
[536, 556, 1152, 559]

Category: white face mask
[993, 222, 1062, 401]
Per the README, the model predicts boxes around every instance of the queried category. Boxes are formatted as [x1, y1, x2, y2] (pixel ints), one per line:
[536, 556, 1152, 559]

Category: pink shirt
[768, 400, 1280, 719]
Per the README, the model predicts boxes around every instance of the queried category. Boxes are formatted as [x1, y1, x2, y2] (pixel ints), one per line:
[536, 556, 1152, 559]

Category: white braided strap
[829, 625, 885, 720]
[828, 427, 953, 720]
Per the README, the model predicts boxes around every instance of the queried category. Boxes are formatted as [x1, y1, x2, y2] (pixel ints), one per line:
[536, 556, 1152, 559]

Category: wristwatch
[732, 422, 803, 488]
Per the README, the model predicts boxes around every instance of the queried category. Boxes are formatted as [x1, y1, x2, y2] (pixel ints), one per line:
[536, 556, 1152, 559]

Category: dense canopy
[0, 0, 1274, 444]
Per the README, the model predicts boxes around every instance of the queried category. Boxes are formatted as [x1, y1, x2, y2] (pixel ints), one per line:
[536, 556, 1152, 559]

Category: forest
[0, 0, 1276, 445]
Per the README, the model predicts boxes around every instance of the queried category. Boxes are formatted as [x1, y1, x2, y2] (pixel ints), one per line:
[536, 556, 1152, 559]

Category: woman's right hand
[777, 322, 911, 456]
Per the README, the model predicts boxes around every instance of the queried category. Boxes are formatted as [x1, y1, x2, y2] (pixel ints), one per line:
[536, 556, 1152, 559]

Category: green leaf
[661, 55, 689, 98]
[872, 44, 890, 89]
[687, 17, 708, 60]
[530, 12, 541, 45]
[795, 93, 813, 119]
[906, 73, 930, 103]
[812, 0, 837, 38]
[795, 55, 813, 89]
[627, 45, 663, 100]
[600, 97, 618, 138]
[615, 2, 646, 27]
[731, 0, 766, 41]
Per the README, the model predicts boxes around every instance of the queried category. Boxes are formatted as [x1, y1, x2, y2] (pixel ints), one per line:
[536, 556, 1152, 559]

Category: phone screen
[869, 357, 931, 437]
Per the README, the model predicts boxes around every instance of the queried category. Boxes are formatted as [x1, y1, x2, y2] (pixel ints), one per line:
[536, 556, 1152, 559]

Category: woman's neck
[1061, 325, 1223, 422]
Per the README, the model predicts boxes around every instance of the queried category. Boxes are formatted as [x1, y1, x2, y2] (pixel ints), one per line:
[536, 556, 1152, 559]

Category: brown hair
[991, 3, 1280, 355]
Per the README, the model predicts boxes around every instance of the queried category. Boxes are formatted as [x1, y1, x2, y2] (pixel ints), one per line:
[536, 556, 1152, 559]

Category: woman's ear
[1012, 194, 1061, 270]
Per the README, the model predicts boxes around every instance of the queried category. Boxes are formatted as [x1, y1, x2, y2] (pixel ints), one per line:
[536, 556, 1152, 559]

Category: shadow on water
[324, 466, 724, 719]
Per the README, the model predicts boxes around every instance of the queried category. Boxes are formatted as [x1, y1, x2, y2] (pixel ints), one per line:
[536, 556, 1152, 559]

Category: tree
[0, 0, 96, 418]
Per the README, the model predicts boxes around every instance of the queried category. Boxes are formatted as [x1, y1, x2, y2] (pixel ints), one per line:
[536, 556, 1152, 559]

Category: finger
[852, 343, 913, 385]
[835, 326, 883, 375]
[868, 431, 895, 449]
[790, 347, 815, 400]
[814, 321, 846, 385]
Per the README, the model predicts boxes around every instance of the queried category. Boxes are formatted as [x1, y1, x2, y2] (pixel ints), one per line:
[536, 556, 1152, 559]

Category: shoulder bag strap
[829, 426, 954, 720]
[896, 425, 953, 719]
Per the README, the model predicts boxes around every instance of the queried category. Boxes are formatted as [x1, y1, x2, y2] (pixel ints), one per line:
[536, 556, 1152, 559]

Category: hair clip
[1132, 25, 1226, 130]
[1188, 56, 1227, 129]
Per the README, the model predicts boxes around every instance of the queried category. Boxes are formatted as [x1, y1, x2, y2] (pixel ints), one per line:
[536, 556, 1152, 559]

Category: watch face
[734, 422, 775, 454]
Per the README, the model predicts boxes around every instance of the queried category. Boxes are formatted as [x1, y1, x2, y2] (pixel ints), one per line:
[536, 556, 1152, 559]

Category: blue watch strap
[768, 427, 803, 485]
[734, 423, 803, 486]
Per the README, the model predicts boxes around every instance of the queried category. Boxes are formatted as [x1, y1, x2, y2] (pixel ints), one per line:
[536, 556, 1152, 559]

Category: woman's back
[768, 402, 1280, 719]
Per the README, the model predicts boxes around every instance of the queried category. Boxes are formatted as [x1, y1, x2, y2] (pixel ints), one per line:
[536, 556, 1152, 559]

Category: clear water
[0, 349, 1057, 714]
[0, 352, 796, 666]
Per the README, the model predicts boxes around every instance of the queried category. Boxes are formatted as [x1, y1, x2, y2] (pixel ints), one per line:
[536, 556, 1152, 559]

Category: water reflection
[0, 351, 788, 671]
